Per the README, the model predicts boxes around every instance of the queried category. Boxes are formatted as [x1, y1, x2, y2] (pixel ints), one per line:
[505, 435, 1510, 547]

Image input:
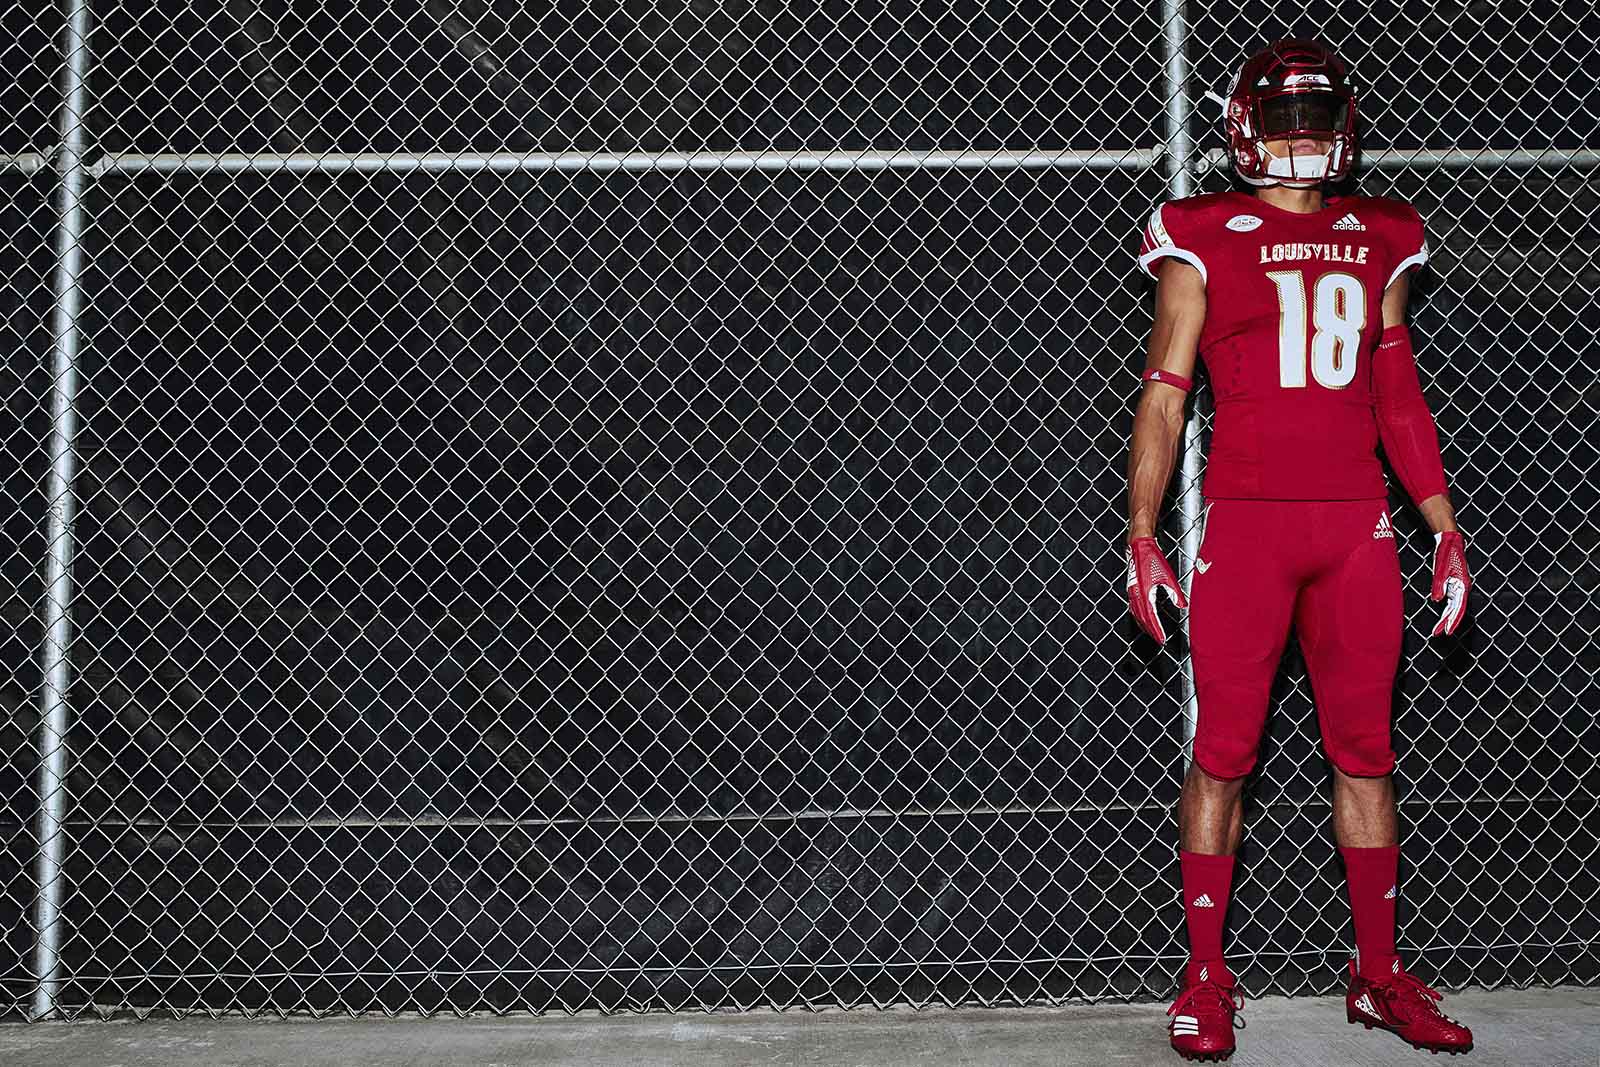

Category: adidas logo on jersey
[1332, 212, 1366, 231]
[1373, 512, 1394, 540]
[1191, 893, 1215, 909]
[1384, 885, 1398, 900]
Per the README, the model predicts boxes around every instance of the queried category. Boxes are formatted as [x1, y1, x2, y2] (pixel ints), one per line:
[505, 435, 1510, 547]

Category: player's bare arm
[1125, 258, 1204, 645]
[1129, 259, 1204, 540]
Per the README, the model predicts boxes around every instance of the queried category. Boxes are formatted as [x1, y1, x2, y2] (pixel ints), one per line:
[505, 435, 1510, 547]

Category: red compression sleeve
[1142, 367, 1192, 392]
[1372, 324, 1448, 504]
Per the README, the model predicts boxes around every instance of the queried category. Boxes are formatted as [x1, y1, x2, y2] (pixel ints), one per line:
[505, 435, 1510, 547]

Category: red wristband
[1142, 367, 1192, 392]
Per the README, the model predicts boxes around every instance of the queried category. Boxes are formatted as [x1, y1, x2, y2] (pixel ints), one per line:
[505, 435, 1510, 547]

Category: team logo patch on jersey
[1226, 214, 1263, 232]
[1332, 212, 1366, 231]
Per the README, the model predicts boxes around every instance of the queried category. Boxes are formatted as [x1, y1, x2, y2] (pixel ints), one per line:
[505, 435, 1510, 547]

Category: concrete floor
[0, 986, 1594, 1067]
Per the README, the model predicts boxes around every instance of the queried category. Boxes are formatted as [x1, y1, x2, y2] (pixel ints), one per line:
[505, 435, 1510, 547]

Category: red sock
[1341, 845, 1400, 980]
[1180, 850, 1235, 985]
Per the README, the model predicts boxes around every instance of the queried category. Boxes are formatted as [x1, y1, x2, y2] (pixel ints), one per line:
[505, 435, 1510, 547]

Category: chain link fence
[2, 0, 1597, 1018]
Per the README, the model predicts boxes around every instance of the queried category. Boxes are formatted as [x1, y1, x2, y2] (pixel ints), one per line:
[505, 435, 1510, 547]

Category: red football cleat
[1168, 970, 1243, 1061]
[1346, 959, 1473, 1055]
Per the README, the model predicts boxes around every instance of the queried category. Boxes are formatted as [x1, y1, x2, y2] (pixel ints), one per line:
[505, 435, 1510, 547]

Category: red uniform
[1139, 190, 1431, 779]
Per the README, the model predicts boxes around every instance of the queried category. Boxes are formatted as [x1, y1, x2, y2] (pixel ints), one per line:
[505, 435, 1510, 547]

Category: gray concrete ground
[0, 987, 1594, 1067]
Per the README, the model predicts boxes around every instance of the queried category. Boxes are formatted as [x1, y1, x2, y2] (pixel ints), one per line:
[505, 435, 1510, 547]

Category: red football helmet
[1226, 39, 1358, 187]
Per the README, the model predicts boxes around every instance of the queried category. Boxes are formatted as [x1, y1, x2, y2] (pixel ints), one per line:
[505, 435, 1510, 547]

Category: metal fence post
[1159, 0, 1203, 762]
[31, 0, 95, 1022]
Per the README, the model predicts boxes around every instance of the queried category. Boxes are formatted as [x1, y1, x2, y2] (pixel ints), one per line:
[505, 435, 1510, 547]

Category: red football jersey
[1138, 190, 1429, 500]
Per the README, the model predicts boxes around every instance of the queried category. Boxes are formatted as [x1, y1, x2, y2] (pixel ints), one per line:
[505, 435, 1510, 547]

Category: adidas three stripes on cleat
[1168, 971, 1243, 1061]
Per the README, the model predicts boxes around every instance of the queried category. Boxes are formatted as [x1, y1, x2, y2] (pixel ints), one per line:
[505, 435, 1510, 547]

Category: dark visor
[1259, 91, 1349, 136]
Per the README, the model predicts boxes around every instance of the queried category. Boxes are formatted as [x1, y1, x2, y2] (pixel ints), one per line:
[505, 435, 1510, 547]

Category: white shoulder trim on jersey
[1140, 203, 1208, 286]
[1139, 247, 1208, 286]
[1385, 250, 1428, 291]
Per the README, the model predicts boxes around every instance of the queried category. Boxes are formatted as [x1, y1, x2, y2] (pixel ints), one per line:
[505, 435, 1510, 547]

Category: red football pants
[1188, 498, 1402, 780]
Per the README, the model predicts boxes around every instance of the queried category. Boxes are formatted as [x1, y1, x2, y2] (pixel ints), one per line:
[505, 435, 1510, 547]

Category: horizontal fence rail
[8, 147, 1600, 180]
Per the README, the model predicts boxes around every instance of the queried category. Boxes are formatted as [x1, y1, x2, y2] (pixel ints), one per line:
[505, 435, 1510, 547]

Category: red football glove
[1430, 530, 1470, 637]
[1127, 536, 1187, 644]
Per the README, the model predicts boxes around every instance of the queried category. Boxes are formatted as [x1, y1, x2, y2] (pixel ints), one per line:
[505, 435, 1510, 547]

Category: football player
[1126, 39, 1474, 1060]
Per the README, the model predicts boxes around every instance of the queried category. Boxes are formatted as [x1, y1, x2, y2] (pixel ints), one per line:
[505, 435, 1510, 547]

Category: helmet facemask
[1248, 90, 1354, 187]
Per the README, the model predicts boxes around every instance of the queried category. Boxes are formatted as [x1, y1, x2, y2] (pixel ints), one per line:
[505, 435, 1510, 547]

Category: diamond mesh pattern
[0, 172, 54, 1016]
[3, 0, 1598, 1017]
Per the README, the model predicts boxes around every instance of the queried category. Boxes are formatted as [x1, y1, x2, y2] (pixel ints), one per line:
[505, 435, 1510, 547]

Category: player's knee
[1193, 681, 1271, 781]
[1323, 724, 1396, 778]
[1184, 760, 1248, 797]
[1329, 762, 1393, 791]
[1193, 731, 1260, 781]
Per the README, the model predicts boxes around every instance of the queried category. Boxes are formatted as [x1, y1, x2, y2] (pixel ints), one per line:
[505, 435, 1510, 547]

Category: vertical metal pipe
[32, 0, 95, 1022]
[1159, 0, 1203, 764]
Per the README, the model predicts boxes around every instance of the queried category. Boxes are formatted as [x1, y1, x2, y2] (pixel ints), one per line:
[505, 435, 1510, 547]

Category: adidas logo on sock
[1332, 212, 1366, 231]
[1191, 893, 1215, 909]
[1392, 958, 1402, 975]
[1384, 885, 1398, 899]
[1373, 512, 1394, 540]
[1198, 965, 1209, 982]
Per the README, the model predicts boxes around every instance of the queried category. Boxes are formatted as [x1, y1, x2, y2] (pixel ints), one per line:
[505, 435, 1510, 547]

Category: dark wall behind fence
[2, 0, 1597, 1014]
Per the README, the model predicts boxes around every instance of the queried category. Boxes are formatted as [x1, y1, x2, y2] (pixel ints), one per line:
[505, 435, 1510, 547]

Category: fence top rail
[87, 147, 1164, 178]
[6, 146, 1596, 180]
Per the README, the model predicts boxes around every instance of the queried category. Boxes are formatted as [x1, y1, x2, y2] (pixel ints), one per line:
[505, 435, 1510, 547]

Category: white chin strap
[1248, 141, 1332, 187]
